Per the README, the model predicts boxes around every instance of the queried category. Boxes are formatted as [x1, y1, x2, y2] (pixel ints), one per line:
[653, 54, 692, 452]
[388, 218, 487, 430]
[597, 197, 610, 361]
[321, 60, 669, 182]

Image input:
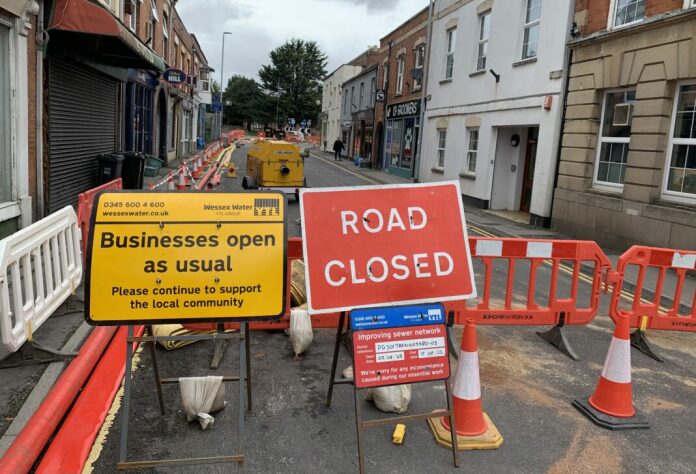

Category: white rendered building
[321, 63, 362, 151]
[419, 0, 573, 226]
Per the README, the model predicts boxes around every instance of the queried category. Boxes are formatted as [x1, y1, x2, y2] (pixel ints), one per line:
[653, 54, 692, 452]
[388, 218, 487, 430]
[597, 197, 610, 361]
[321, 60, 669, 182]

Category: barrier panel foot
[52, 294, 85, 317]
[572, 398, 649, 430]
[0, 341, 78, 369]
[630, 329, 664, 363]
[428, 411, 503, 450]
[536, 325, 579, 361]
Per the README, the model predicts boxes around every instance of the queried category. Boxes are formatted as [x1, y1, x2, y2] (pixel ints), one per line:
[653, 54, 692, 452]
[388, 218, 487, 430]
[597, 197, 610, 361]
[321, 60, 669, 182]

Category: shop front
[384, 99, 421, 178]
[351, 109, 374, 162]
[125, 69, 158, 154]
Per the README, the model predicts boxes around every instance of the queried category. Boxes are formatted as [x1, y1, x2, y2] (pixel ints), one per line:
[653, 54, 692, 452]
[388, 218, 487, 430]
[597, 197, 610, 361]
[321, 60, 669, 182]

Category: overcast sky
[176, 0, 427, 87]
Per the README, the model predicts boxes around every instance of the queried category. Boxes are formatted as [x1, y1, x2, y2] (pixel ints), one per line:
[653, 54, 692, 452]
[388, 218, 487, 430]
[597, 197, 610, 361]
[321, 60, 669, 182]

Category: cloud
[176, 0, 428, 85]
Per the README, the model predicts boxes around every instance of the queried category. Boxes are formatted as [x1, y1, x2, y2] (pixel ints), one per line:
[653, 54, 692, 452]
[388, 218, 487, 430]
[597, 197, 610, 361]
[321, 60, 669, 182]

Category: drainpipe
[381, 40, 392, 170]
[549, 0, 577, 228]
[35, 0, 45, 218]
[414, 0, 435, 183]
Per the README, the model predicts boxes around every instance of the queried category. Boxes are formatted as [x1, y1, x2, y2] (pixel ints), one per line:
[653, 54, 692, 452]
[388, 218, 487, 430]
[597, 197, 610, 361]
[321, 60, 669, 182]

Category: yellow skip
[392, 424, 406, 444]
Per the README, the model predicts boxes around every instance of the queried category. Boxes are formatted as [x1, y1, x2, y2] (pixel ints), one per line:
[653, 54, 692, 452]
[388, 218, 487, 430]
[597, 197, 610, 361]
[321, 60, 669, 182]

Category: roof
[340, 64, 378, 88]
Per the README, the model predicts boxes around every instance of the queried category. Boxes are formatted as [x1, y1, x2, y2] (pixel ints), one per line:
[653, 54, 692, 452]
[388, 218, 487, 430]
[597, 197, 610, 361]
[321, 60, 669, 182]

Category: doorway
[520, 127, 538, 213]
[157, 89, 167, 162]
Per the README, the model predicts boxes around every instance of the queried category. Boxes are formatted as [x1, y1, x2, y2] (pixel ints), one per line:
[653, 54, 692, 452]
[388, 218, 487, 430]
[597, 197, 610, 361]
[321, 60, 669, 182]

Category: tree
[259, 39, 327, 126]
[222, 75, 265, 130]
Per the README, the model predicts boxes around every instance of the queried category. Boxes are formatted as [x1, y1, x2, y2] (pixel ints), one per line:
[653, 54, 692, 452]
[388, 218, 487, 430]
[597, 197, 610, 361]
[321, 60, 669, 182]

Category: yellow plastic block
[392, 424, 406, 444]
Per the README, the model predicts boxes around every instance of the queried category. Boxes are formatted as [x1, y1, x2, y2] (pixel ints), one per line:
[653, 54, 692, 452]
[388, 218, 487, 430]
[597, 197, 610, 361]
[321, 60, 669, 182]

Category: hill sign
[162, 68, 187, 85]
[299, 182, 476, 313]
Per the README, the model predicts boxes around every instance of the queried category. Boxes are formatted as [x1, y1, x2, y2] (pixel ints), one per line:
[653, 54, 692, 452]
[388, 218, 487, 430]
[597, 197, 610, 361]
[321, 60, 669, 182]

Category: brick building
[374, 7, 428, 178]
[552, 0, 696, 250]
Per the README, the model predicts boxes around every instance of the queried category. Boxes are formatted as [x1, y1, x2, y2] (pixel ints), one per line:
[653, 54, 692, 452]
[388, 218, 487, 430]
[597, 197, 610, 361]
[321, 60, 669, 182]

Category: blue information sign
[211, 94, 222, 112]
[350, 303, 446, 331]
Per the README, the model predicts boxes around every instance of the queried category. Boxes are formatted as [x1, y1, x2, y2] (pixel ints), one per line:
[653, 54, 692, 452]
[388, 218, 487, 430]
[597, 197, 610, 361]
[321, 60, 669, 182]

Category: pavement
[1, 142, 694, 473]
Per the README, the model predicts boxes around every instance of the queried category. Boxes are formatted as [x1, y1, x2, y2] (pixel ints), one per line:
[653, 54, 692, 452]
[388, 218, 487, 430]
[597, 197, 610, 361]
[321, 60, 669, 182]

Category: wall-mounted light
[511, 134, 520, 147]
[489, 69, 500, 83]
[570, 22, 580, 39]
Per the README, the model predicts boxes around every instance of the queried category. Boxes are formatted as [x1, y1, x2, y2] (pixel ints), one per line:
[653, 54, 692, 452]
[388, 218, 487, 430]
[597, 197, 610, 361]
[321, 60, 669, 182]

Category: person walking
[332, 138, 345, 161]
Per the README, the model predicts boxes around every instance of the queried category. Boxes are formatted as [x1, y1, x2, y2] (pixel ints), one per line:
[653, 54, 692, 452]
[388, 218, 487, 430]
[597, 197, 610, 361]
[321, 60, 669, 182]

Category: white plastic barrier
[0, 206, 82, 352]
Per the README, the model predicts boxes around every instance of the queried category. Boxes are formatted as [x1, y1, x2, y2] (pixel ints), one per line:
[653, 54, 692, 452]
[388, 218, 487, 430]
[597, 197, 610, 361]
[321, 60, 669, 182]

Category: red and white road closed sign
[300, 182, 476, 313]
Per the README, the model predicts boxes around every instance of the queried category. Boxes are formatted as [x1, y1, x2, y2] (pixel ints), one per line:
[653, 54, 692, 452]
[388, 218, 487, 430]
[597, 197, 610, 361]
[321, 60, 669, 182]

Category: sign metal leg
[245, 322, 252, 411]
[326, 311, 346, 407]
[238, 323, 247, 462]
[354, 386, 365, 474]
[145, 325, 165, 415]
[445, 380, 459, 468]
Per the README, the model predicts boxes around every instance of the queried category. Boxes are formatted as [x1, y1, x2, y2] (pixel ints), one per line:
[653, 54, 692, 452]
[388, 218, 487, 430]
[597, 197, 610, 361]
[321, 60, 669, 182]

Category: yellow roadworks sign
[86, 191, 287, 325]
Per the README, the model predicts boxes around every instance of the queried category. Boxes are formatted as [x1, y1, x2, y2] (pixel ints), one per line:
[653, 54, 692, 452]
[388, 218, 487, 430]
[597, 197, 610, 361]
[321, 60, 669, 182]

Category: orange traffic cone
[167, 174, 175, 190]
[176, 166, 186, 190]
[573, 313, 649, 430]
[191, 159, 200, 179]
[197, 156, 203, 173]
[428, 319, 503, 449]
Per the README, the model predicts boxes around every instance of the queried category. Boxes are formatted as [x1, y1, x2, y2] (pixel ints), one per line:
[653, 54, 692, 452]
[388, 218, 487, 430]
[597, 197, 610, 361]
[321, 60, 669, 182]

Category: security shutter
[47, 59, 119, 212]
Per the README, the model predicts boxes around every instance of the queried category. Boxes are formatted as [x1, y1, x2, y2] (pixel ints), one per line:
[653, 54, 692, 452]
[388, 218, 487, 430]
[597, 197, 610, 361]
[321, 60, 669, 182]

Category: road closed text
[324, 207, 453, 287]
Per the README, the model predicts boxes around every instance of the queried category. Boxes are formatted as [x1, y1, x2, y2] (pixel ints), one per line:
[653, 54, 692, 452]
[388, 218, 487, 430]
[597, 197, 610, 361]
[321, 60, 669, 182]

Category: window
[466, 128, 479, 174]
[594, 90, 636, 189]
[477, 12, 490, 71]
[396, 56, 404, 94]
[437, 130, 447, 168]
[350, 86, 354, 111]
[370, 77, 375, 106]
[664, 84, 696, 201]
[413, 45, 425, 89]
[382, 63, 388, 89]
[129, 0, 140, 34]
[344, 90, 348, 113]
[162, 12, 168, 60]
[0, 24, 11, 203]
[359, 82, 364, 109]
[522, 0, 541, 59]
[445, 28, 456, 79]
[612, 0, 645, 27]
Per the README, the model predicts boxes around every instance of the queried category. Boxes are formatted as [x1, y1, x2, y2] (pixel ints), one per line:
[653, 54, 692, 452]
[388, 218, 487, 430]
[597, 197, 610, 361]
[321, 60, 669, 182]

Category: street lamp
[219, 31, 232, 138]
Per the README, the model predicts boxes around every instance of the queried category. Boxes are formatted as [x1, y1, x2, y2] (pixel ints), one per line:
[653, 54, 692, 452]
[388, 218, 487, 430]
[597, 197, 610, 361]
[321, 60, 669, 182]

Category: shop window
[611, 0, 644, 28]
[0, 24, 11, 204]
[477, 12, 490, 71]
[663, 84, 696, 203]
[437, 129, 447, 169]
[445, 28, 456, 79]
[594, 89, 636, 190]
[465, 128, 479, 175]
[522, 0, 540, 60]
[413, 45, 425, 90]
[396, 56, 404, 94]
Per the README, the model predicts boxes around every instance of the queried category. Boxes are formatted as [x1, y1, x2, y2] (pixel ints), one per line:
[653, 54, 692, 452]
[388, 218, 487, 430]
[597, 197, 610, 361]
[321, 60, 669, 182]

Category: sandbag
[365, 385, 412, 414]
[342, 365, 354, 380]
[179, 376, 226, 430]
[289, 307, 313, 356]
[290, 259, 307, 307]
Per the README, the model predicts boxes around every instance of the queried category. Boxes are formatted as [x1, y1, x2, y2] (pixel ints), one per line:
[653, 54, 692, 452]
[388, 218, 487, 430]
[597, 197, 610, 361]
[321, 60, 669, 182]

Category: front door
[520, 127, 538, 213]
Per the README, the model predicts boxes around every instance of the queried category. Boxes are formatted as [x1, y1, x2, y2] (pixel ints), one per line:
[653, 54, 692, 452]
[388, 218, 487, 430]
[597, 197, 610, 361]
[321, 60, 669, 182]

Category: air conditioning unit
[612, 103, 633, 127]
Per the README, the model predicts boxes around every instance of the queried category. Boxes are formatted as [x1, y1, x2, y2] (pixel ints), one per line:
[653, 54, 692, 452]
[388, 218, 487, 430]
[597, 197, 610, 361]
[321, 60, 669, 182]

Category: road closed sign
[86, 191, 286, 325]
[300, 182, 475, 313]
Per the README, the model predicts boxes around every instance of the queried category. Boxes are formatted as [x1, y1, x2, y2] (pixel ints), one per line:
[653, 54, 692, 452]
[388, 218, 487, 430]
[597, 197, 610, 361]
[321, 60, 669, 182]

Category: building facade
[552, 0, 696, 250]
[321, 63, 362, 152]
[376, 7, 428, 178]
[0, 1, 39, 238]
[418, 0, 573, 227]
[341, 65, 378, 160]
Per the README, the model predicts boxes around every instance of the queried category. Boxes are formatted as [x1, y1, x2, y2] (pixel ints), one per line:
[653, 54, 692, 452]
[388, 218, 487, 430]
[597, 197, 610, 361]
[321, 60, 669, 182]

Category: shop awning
[48, 0, 165, 72]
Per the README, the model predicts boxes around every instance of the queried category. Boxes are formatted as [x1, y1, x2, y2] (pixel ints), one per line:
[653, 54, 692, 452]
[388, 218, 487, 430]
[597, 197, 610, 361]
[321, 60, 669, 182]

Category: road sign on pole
[299, 182, 476, 313]
[212, 93, 222, 112]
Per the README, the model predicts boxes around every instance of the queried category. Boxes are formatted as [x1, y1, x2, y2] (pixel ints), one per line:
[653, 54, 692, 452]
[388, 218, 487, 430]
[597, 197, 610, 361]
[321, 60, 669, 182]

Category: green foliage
[222, 75, 265, 129]
[258, 39, 327, 125]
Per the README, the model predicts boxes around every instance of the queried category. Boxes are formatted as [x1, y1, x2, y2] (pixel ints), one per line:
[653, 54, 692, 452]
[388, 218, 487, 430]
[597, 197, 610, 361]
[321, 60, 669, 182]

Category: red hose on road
[0, 326, 117, 474]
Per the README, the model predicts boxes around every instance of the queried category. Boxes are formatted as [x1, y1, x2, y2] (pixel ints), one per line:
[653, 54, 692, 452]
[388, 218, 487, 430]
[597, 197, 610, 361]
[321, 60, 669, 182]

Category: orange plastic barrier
[446, 237, 612, 327]
[182, 238, 341, 332]
[608, 246, 695, 332]
[77, 178, 122, 264]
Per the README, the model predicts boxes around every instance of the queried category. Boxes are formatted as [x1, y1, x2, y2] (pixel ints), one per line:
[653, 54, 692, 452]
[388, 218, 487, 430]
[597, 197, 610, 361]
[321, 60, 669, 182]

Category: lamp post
[219, 31, 232, 139]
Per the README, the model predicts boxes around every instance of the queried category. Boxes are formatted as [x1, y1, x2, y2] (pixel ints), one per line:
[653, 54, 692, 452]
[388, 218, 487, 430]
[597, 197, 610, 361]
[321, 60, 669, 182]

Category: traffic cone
[191, 159, 200, 179]
[428, 319, 503, 450]
[573, 313, 649, 430]
[176, 166, 186, 190]
[167, 174, 175, 190]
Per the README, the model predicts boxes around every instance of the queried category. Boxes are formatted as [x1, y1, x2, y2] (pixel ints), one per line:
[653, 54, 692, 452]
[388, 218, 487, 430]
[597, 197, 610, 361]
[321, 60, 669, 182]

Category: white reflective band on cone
[601, 337, 631, 384]
[452, 351, 481, 400]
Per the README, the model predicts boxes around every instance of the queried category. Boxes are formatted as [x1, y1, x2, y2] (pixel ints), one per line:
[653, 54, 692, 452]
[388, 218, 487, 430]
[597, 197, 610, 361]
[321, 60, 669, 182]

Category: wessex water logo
[254, 198, 280, 217]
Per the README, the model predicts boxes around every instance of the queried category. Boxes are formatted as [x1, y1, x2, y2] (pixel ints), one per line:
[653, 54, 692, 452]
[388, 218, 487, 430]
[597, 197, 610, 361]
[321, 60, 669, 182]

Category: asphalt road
[81, 145, 696, 473]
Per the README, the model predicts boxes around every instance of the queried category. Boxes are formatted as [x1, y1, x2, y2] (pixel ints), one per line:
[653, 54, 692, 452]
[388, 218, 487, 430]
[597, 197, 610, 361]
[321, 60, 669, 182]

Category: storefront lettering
[387, 100, 421, 119]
